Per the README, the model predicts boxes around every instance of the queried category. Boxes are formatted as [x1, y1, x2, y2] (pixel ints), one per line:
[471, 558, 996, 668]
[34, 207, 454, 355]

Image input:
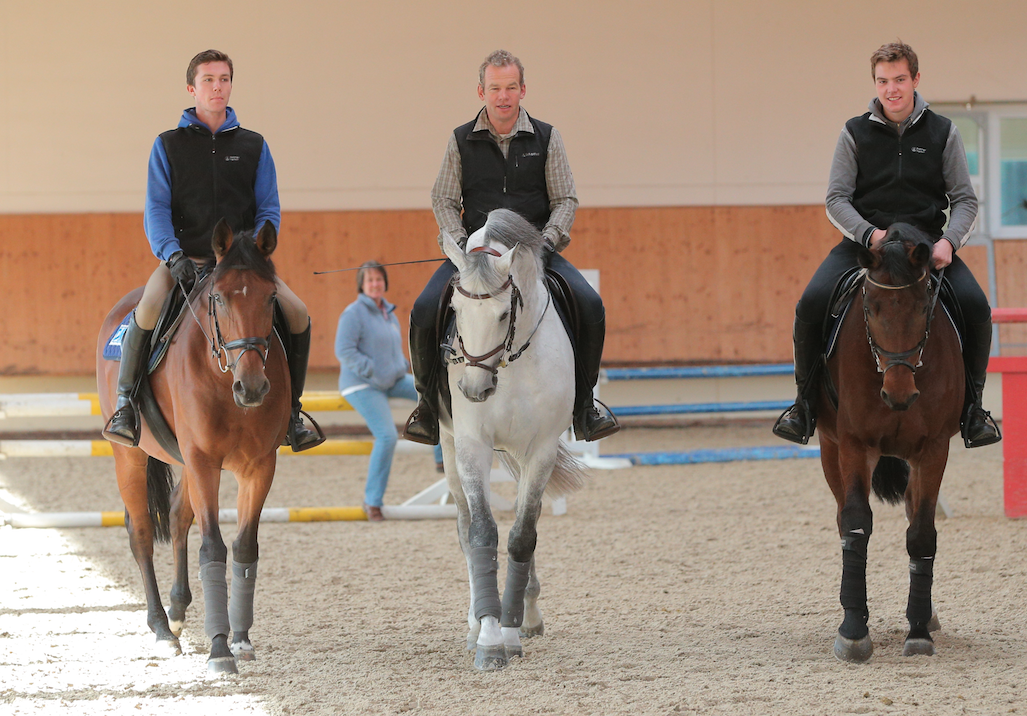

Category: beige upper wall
[3, 0, 1026, 214]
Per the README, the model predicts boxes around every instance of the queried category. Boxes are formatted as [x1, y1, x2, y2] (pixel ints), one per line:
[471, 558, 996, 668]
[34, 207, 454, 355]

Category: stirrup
[575, 398, 620, 442]
[962, 407, 1001, 449]
[102, 403, 142, 447]
[288, 409, 326, 452]
[403, 404, 440, 446]
[772, 403, 814, 445]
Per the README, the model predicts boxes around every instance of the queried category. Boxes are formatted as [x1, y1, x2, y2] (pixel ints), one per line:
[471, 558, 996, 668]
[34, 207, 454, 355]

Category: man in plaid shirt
[403, 49, 619, 446]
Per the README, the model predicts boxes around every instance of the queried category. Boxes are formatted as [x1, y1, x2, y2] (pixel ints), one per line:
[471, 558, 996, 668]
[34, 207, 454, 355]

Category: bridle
[861, 267, 944, 376]
[446, 245, 550, 378]
[181, 275, 273, 374]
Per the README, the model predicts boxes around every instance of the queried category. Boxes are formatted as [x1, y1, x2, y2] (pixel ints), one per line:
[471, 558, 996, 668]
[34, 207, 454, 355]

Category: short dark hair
[871, 41, 918, 79]
[356, 261, 388, 294]
[187, 50, 233, 87]
[479, 50, 524, 87]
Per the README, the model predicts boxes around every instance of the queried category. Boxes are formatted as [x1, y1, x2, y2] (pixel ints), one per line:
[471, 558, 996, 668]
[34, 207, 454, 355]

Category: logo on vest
[225, 156, 241, 161]
[520, 152, 541, 158]
[911, 146, 927, 154]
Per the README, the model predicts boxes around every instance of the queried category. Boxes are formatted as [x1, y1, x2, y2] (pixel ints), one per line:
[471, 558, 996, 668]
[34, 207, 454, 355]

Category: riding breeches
[136, 259, 309, 333]
[795, 239, 991, 329]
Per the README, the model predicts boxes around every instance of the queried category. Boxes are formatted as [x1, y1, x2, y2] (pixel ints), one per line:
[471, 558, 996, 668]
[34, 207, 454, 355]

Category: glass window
[1000, 117, 1027, 227]
[953, 116, 981, 176]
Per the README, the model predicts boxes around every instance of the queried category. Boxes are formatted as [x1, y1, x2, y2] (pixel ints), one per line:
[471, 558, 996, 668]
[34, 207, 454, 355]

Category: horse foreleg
[229, 458, 275, 663]
[185, 461, 236, 675]
[168, 480, 193, 637]
[903, 447, 947, 656]
[454, 436, 505, 671]
[114, 447, 181, 656]
[831, 440, 875, 663]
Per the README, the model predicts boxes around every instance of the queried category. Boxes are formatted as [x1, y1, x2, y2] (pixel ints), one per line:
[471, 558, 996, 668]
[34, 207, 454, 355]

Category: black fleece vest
[847, 109, 952, 237]
[454, 113, 552, 235]
[159, 124, 264, 258]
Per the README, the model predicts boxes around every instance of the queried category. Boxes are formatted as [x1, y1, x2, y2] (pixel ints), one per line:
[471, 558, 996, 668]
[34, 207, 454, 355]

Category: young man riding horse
[404, 49, 619, 446]
[773, 41, 1000, 449]
[102, 49, 324, 452]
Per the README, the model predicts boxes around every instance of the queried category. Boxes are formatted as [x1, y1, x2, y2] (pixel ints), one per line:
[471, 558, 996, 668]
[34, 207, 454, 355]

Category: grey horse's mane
[461, 210, 545, 292]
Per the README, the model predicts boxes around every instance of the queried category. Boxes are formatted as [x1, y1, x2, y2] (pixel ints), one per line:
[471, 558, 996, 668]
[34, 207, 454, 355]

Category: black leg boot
[961, 319, 1001, 448]
[403, 318, 441, 446]
[572, 315, 619, 442]
[773, 317, 822, 445]
[286, 320, 326, 452]
[102, 311, 153, 447]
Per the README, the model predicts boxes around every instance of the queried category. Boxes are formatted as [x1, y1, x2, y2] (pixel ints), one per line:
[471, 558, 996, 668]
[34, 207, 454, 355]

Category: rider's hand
[932, 239, 954, 269]
[868, 228, 888, 249]
[166, 251, 197, 290]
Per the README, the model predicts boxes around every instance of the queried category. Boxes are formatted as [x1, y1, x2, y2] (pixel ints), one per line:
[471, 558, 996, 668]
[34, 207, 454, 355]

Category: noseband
[447, 245, 550, 377]
[207, 290, 272, 374]
[862, 267, 943, 376]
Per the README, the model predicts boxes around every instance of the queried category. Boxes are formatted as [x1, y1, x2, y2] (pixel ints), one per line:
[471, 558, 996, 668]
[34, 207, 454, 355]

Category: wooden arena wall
[0, 207, 1006, 376]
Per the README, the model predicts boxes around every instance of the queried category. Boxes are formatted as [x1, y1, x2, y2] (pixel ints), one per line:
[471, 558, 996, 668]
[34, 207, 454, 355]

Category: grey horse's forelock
[462, 210, 545, 292]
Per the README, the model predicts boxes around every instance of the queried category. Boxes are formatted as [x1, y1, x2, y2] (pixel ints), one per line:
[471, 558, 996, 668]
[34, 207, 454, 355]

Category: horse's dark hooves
[833, 633, 873, 663]
[207, 656, 239, 675]
[902, 638, 935, 657]
[474, 644, 508, 671]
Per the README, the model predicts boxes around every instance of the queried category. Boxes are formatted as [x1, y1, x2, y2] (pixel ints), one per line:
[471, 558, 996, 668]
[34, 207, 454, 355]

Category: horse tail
[494, 443, 586, 498]
[871, 456, 909, 505]
[145, 456, 175, 543]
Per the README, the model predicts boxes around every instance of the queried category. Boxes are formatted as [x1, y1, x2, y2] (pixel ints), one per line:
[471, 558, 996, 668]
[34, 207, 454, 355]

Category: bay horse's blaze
[96, 220, 290, 675]
[816, 223, 962, 662]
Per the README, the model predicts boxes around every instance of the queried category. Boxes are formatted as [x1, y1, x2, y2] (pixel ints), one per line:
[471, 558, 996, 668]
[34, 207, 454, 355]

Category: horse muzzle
[458, 372, 498, 403]
[233, 377, 271, 408]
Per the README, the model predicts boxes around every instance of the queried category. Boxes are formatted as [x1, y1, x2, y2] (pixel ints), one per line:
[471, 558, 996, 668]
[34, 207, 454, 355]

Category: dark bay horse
[96, 221, 291, 674]
[816, 223, 963, 662]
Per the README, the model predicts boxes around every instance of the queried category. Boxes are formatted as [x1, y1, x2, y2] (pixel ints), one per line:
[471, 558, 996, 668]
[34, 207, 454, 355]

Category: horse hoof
[168, 620, 184, 638]
[474, 644, 508, 671]
[230, 641, 256, 661]
[903, 638, 935, 657]
[519, 622, 544, 639]
[833, 634, 873, 663]
[927, 612, 941, 633]
[206, 656, 239, 675]
[505, 644, 524, 659]
[154, 638, 182, 658]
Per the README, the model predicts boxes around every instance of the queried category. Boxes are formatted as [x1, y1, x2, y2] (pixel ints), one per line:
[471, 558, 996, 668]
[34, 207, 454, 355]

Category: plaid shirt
[431, 107, 578, 251]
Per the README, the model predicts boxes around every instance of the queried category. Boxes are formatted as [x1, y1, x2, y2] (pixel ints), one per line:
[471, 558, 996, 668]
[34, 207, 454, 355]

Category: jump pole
[1, 504, 457, 529]
[0, 439, 429, 459]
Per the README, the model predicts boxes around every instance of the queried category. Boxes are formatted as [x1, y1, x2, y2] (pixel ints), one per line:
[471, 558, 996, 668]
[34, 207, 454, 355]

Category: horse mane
[878, 223, 933, 285]
[462, 209, 546, 292]
[205, 231, 278, 285]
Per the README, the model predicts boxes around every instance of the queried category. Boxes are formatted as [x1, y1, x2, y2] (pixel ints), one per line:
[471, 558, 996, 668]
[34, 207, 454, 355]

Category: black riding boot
[773, 317, 822, 445]
[961, 319, 1001, 448]
[403, 319, 441, 446]
[572, 315, 620, 442]
[285, 320, 326, 452]
[102, 312, 153, 447]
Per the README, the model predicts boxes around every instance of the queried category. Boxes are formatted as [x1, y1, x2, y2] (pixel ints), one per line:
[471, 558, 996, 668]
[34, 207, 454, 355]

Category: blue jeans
[345, 375, 443, 507]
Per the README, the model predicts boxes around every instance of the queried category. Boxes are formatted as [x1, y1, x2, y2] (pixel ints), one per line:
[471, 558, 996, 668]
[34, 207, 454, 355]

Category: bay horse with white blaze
[438, 209, 586, 671]
[817, 223, 962, 662]
[96, 221, 290, 674]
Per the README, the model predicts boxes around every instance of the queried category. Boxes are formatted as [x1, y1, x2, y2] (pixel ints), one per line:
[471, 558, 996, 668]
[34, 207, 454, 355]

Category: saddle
[435, 267, 578, 418]
[102, 268, 291, 463]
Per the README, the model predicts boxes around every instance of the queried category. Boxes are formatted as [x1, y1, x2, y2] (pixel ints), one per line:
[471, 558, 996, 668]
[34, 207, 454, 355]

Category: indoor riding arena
[3, 2, 1027, 715]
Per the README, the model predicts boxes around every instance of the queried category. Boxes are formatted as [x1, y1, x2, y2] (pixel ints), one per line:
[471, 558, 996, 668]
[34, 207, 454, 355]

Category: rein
[179, 277, 273, 374]
[447, 246, 551, 376]
[861, 267, 944, 375]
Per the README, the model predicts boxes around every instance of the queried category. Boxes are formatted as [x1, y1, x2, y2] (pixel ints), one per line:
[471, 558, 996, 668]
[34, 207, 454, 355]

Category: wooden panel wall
[0, 208, 1018, 376]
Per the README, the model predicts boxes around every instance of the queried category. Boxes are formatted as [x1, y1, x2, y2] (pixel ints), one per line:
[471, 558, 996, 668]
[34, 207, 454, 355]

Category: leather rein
[861, 266, 944, 376]
[180, 276, 273, 374]
[447, 246, 551, 376]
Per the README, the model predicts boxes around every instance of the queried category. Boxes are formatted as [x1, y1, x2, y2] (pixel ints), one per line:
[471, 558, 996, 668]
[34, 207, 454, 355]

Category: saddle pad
[100, 313, 168, 372]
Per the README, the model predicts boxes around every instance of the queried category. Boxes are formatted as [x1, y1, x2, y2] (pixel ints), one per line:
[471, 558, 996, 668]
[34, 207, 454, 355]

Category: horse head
[857, 223, 936, 411]
[209, 219, 279, 408]
[442, 210, 545, 403]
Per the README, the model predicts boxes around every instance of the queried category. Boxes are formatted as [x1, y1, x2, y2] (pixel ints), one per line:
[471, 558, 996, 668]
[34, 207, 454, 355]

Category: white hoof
[474, 644, 507, 671]
[153, 637, 182, 658]
[206, 656, 238, 675]
[927, 611, 941, 633]
[903, 638, 935, 657]
[168, 619, 185, 638]
[230, 641, 256, 662]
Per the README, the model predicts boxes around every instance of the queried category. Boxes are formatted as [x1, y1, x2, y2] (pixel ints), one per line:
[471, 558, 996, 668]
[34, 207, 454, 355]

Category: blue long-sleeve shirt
[144, 107, 281, 261]
[335, 294, 410, 394]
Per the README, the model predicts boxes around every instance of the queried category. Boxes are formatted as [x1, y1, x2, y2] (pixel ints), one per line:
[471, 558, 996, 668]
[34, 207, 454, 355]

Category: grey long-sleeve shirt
[826, 93, 978, 251]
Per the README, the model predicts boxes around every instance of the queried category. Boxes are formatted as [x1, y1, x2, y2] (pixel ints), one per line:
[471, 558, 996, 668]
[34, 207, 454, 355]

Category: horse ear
[911, 241, 931, 268]
[255, 221, 278, 258]
[212, 218, 233, 260]
[857, 242, 875, 270]
[493, 242, 518, 276]
[441, 231, 467, 273]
